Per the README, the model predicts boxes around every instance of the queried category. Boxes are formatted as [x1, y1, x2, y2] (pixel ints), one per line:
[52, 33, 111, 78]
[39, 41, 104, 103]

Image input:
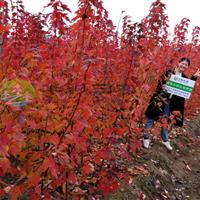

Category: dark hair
[179, 57, 190, 66]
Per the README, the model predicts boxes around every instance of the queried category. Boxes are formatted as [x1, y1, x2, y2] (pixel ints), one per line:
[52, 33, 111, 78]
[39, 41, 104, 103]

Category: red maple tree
[0, 0, 200, 199]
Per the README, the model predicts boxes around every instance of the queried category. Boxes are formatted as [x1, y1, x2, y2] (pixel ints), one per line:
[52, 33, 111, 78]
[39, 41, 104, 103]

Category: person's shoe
[143, 139, 150, 148]
[162, 141, 173, 151]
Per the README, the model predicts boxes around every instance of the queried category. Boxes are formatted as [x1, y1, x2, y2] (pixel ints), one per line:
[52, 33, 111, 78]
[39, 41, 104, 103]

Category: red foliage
[0, 0, 200, 199]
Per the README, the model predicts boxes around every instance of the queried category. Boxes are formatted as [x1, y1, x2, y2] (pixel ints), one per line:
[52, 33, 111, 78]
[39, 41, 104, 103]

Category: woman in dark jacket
[143, 57, 200, 150]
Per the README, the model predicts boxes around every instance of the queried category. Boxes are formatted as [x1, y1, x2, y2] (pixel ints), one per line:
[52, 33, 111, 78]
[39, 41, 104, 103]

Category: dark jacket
[145, 69, 197, 126]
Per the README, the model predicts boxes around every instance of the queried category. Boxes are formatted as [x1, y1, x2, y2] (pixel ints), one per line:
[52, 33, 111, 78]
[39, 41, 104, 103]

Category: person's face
[177, 60, 189, 73]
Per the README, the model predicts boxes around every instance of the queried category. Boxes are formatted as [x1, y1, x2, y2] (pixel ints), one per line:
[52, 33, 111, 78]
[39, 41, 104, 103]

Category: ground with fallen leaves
[106, 114, 200, 200]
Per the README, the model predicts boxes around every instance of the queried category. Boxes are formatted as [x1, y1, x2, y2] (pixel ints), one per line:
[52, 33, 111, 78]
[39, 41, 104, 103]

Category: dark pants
[144, 101, 170, 142]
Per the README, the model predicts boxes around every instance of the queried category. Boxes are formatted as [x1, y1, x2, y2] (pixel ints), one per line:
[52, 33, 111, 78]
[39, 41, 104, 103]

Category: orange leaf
[28, 173, 40, 187]
[135, 166, 149, 176]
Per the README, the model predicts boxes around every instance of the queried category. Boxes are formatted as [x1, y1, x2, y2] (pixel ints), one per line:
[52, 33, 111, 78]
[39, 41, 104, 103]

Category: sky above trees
[23, 0, 200, 40]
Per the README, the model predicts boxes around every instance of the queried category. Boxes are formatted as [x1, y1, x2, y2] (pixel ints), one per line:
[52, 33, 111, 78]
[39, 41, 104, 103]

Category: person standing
[143, 57, 200, 150]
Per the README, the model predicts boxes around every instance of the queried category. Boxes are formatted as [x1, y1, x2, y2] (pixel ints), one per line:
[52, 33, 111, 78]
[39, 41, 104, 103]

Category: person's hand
[193, 69, 200, 77]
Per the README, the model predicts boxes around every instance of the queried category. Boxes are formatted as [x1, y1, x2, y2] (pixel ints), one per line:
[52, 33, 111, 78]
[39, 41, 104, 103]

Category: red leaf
[143, 84, 150, 92]
[115, 128, 126, 137]
[40, 157, 58, 179]
[68, 171, 77, 185]
[0, 1, 6, 7]
[0, 189, 5, 197]
[161, 117, 168, 128]
[0, 158, 10, 175]
[75, 136, 87, 152]
[48, 134, 60, 146]
[82, 163, 92, 175]
[130, 140, 141, 154]
[61, 4, 71, 12]
[10, 186, 21, 200]
[98, 178, 119, 195]
[137, 191, 145, 200]
[94, 147, 114, 162]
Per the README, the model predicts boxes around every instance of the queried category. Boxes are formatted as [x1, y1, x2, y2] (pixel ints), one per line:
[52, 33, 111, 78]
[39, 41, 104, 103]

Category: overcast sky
[23, 0, 200, 40]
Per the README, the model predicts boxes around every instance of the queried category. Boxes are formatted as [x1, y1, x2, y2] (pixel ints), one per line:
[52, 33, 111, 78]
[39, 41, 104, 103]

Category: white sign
[165, 75, 195, 99]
